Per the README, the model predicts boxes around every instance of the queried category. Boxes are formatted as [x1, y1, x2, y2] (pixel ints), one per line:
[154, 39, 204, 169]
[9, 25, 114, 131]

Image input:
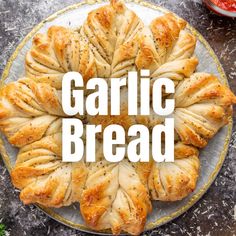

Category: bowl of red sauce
[203, 0, 236, 17]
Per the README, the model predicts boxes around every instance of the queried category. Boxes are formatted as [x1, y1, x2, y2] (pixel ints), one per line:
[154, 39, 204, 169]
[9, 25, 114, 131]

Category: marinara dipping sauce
[203, 0, 236, 17]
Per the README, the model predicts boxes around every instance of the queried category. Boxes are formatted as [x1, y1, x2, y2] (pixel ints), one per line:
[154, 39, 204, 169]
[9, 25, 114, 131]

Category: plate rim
[0, 0, 233, 234]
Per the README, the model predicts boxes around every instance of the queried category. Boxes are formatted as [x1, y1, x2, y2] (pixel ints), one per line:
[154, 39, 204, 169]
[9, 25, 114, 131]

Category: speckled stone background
[0, 0, 235, 235]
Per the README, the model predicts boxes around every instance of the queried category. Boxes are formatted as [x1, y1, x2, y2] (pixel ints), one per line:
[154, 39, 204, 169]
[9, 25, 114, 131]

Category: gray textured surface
[0, 0, 236, 235]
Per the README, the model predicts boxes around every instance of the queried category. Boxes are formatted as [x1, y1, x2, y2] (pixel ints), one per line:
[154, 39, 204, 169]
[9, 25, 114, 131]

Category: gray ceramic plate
[0, 0, 232, 234]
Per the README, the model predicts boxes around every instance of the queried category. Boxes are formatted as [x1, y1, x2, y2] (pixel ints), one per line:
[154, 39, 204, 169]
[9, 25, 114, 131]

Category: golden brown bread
[173, 73, 236, 147]
[11, 133, 88, 207]
[148, 142, 200, 201]
[0, 0, 235, 235]
[0, 78, 64, 147]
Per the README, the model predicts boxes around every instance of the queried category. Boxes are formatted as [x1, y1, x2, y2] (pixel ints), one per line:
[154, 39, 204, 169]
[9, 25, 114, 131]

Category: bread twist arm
[26, 26, 98, 88]
[11, 133, 88, 207]
[136, 13, 198, 84]
[173, 73, 236, 147]
[0, 78, 65, 147]
[78, 140, 151, 235]
[148, 142, 200, 201]
[80, 158, 152, 235]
